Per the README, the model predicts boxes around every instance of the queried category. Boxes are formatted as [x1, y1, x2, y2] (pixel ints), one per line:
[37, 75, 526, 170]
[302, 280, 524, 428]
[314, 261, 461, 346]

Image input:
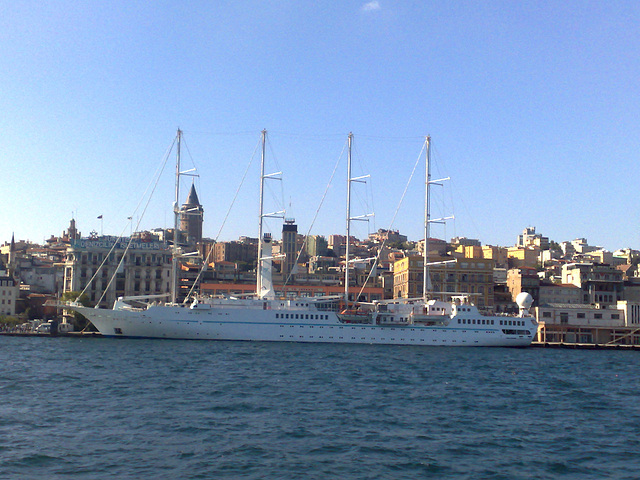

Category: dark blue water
[1, 337, 639, 479]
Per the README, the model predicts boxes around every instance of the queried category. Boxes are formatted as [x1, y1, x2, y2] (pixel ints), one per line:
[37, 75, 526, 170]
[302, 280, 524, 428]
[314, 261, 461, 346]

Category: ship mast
[257, 129, 267, 296]
[256, 130, 283, 299]
[422, 136, 452, 300]
[345, 132, 353, 305]
[171, 129, 182, 304]
[344, 133, 371, 306]
[423, 136, 430, 300]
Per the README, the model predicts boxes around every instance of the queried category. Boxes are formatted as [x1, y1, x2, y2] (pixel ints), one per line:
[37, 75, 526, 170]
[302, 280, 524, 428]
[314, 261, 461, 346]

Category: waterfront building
[63, 236, 172, 307]
[536, 302, 640, 345]
[536, 300, 640, 344]
[0, 275, 18, 316]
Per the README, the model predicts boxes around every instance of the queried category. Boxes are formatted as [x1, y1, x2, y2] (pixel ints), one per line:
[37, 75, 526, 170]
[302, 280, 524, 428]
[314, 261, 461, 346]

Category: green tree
[0, 315, 21, 328]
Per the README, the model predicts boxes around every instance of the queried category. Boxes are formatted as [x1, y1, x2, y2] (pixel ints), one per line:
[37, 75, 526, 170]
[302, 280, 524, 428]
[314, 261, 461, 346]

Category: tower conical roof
[184, 183, 201, 206]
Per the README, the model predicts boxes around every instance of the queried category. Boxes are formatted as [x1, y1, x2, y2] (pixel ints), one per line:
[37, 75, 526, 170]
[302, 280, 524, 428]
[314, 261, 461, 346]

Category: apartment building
[393, 255, 495, 309]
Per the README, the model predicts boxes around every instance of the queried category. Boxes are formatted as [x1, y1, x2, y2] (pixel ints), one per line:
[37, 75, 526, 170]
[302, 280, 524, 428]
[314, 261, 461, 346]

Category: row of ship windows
[278, 325, 460, 333]
[278, 335, 468, 343]
[275, 313, 330, 320]
[457, 319, 526, 326]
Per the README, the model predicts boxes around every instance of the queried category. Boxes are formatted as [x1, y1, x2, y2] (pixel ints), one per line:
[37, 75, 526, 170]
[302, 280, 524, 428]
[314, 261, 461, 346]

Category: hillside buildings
[8, 203, 640, 348]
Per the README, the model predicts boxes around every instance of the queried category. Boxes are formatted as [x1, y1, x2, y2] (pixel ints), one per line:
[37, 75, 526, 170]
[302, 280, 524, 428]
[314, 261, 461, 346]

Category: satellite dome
[516, 292, 534, 309]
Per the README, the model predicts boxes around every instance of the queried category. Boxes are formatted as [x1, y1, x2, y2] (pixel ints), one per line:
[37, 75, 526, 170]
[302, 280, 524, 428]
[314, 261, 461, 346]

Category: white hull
[71, 302, 537, 347]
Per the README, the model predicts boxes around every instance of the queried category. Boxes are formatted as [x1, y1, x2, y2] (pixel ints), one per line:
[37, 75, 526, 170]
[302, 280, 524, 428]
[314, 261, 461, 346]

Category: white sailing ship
[64, 131, 538, 346]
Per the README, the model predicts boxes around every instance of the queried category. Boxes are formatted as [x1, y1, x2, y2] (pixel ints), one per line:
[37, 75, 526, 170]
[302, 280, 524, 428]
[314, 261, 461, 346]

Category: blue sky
[1, 1, 639, 251]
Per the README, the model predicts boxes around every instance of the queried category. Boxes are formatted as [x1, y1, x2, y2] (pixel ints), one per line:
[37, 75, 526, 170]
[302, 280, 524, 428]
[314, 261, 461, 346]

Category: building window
[577, 313, 585, 319]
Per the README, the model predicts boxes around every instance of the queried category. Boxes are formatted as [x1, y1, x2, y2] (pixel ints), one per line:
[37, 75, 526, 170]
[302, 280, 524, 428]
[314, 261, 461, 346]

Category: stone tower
[282, 218, 297, 278]
[180, 183, 204, 244]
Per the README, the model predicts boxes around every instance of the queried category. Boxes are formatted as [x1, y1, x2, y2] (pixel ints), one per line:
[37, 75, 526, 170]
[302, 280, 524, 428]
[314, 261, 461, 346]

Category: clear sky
[2, 1, 639, 251]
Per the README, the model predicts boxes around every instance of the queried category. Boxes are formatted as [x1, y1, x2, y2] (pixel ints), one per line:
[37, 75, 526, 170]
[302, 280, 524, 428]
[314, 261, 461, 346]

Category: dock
[532, 341, 640, 350]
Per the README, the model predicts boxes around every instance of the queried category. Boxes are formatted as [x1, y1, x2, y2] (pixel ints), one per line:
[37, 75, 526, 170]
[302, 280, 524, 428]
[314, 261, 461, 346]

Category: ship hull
[71, 305, 536, 347]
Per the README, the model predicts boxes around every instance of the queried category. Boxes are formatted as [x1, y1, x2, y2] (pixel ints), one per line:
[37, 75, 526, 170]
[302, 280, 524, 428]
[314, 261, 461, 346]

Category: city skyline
[2, 2, 639, 250]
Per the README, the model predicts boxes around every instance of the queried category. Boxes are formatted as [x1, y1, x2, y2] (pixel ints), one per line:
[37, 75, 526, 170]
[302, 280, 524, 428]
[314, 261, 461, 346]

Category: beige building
[482, 246, 509, 268]
[393, 255, 495, 309]
[507, 267, 540, 304]
[538, 283, 582, 305]
[507, 247, 540, 269]
[0, 275, 18, 316]
[536, 300, 640, 345]
[63, 237, 172, 307]
[214, 241, 257, 264]
[562, 262, 623, 305]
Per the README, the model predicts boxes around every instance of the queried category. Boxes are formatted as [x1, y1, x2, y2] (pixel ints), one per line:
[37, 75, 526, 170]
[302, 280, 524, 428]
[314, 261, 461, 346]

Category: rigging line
[354, 138, 428, 301]
[266, 131, 347, 140]
[88, 218, 136, 305]
[180, 132, 200, 182]
[185, 129, 258, 137]
[265, 132, 284, 175]
[282, 138, 348, 288]
[348, 138, 372, 238]
[98, 139, 176, 305]
[76, 136, 177, 304]
[183, 137, 262, 301]
[129, 136, 179, 221]
[212, 136, 261, 243]
[351, 137, 376, 221]
[348, 133, 426, 141]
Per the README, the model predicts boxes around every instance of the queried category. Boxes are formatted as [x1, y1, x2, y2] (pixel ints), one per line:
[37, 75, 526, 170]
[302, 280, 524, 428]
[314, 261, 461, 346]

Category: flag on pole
[97, 215, 103, 219]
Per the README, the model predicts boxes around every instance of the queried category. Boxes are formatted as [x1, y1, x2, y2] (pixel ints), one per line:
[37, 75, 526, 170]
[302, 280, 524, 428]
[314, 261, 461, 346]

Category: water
[1, 337, 639, 479]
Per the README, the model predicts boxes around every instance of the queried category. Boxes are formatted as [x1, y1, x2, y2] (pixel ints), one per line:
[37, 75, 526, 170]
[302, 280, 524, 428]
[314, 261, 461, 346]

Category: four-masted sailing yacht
[63, 131, 537, 346]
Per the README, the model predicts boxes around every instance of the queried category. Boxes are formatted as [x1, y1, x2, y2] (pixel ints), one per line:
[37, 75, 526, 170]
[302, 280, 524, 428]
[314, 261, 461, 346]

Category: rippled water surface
[1, 337, 639, 479]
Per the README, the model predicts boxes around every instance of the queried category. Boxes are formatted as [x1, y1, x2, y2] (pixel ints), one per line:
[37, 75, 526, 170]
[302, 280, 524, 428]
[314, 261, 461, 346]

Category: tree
[549, 240, 561, 251]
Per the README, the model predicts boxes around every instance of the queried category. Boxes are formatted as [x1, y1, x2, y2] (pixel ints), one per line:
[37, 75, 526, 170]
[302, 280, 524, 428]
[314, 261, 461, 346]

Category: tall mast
[171, 129, 182, 304]
[423, 136, 431, 300]
[422, 137, 452, 300]
[257, 129, 267, 296]
[345, 132, 353, 305]
[344, 133, 372, 306]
